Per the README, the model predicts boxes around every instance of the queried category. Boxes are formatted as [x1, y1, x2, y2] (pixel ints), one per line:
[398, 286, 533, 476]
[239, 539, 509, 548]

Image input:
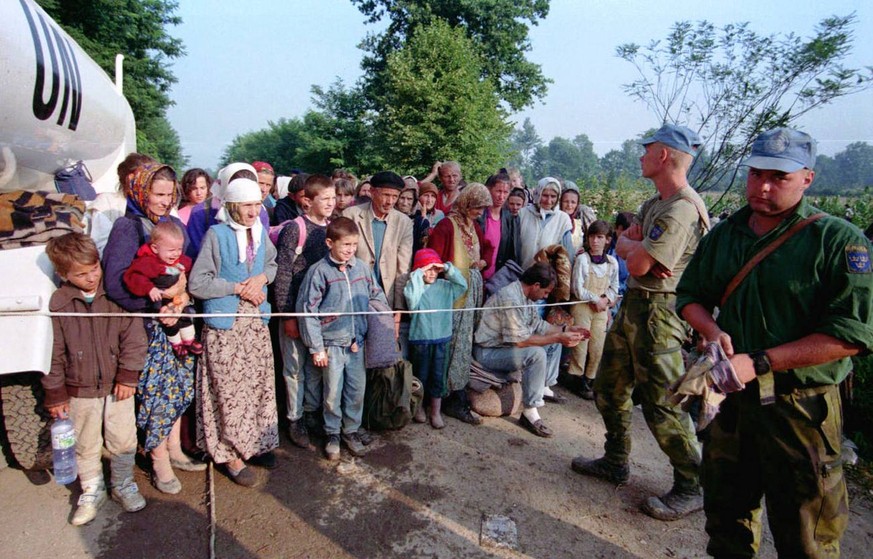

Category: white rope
[0, 300, 570, 319]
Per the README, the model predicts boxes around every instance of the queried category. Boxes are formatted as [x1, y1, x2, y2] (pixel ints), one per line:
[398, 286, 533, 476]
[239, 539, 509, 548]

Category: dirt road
[2, 388, 872, 558]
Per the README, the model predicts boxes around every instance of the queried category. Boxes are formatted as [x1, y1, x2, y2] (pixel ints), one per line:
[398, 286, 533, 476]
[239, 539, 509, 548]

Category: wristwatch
[749, 351, 772, 375]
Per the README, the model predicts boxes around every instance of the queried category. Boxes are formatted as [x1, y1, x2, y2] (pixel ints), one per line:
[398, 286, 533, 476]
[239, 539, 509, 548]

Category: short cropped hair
[288, 173, 309, 195]
[326, 216, 360, 241]
[303, 174, 335, 199]
[46, 233, 99, 277]
[150, 221, 185, 245]
[519, 262, 556, 289]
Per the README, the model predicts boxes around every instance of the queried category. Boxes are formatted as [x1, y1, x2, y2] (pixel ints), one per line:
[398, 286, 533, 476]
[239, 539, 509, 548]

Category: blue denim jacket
[296, 255, 389, 353]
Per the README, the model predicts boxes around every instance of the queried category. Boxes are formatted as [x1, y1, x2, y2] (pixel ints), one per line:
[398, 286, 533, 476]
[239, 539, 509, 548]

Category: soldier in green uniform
[571, 124, 711, 520]
[677, 128, 873, 558]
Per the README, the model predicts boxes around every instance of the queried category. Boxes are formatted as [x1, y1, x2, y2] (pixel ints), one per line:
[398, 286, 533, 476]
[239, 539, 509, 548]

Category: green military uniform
[676, 199, 873, 558]
[594, 186, 709, 491]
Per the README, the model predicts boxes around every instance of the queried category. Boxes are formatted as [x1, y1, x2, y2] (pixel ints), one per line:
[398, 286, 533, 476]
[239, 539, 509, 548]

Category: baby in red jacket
[123, 221, 202, 358]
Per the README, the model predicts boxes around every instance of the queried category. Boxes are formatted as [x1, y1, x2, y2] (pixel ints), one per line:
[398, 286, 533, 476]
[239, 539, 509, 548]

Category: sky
[165, 0, 873, 171]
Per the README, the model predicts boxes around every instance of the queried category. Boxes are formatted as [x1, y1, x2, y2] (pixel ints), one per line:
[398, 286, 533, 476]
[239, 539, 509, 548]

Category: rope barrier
[0, 300, 571, 319]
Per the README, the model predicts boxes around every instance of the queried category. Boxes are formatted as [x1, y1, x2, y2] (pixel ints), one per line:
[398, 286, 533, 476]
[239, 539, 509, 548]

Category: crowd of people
[43, 124, 873, 559]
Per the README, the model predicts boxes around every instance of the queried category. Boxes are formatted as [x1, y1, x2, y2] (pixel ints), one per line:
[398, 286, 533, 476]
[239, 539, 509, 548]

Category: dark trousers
[409, 342, 448, 399]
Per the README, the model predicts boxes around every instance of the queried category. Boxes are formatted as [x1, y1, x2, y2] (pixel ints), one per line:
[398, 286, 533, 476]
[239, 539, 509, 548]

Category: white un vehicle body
[0, 0, 136, 469]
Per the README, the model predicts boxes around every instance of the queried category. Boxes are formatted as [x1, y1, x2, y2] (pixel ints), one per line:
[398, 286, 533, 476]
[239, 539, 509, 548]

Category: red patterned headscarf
[126, 163, 178, 223]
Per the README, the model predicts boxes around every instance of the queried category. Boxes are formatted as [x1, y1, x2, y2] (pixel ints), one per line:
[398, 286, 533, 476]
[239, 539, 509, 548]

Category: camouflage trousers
[703, 381, 847, 558]
[593, 290, 701, 490]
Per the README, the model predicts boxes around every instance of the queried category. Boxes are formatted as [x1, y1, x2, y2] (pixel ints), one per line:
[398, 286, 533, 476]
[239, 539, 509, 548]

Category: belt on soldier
[624, 289, 675, 302]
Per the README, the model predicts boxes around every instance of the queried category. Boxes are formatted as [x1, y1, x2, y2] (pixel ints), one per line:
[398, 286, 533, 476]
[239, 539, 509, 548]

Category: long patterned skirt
[137, 321, 195, 452]
[445, 269, 483, 393]
[196, 300, 279, 464]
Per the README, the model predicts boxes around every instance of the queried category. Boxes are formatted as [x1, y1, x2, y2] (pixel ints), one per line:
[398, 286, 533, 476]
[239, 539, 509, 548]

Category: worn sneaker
[641, 486, 704, 521]
[342, 432, 367, 457]
[570, 456, 630, 485]
[325, 434, 341, 461]
[71, 485, 108, 526]
[287, 419, 313, 449]
[111, 478, 146, 513]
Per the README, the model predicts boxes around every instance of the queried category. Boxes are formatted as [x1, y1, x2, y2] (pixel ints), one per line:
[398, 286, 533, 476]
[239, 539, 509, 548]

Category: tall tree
[532, 135, 599, 182]
[617, 15, 873, 193]
[222, 118, 307, 174]
[508, 117, 543, 185]
[600, 139, 642, 185]
[38, 0, 186, 168]
[373, 20, 512, 180]
[351, 0, 551, 112]
[297, 80, 382, 174]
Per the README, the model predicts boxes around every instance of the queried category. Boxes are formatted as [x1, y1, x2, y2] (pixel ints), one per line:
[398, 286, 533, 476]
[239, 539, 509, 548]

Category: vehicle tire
[0, 373, 52, 471]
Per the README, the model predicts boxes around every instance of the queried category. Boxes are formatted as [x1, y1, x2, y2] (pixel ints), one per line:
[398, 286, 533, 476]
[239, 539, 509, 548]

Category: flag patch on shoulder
[649, 223, 666, 241]
[846, 244, 871, 273]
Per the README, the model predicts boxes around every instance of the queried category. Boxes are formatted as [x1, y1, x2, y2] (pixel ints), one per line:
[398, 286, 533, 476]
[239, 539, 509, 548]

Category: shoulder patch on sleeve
[649, 221, 666, 241]
[846, 244, 871, 274]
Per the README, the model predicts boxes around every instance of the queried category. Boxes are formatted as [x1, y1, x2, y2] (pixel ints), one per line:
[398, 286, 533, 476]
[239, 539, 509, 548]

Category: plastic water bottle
[51, 416, 77, 485]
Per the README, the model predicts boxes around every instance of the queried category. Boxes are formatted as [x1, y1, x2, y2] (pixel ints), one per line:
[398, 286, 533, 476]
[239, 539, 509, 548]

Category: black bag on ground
[363, 359, 423, 431]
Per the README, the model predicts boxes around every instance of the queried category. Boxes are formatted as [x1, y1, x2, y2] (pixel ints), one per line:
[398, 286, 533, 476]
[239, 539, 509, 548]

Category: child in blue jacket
[296, 217, 389, 460]
[403, 248, 467, 428]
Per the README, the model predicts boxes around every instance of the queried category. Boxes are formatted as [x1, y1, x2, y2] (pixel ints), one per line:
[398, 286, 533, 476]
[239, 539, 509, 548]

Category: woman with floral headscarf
[189, 178, 279, 487]
[427, 183, 493, 425]
[102, 163, 202, 495]
[517, 177, 574, 268]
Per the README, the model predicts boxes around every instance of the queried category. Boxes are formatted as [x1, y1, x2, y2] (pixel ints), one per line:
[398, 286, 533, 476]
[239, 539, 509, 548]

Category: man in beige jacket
[343, 171, 414, 334]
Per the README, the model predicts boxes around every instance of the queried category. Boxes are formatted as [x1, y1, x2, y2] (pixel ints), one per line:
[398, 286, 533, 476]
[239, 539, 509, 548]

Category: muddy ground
[2, 387, 873, 559]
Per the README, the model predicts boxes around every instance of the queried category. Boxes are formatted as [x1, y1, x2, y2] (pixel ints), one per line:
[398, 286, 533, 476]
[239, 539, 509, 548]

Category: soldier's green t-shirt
[676, 199, 873, 385]
[628, 186, 710, 293]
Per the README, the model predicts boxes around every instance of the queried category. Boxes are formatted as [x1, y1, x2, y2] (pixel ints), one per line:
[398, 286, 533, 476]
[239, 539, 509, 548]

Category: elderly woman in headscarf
[188, 178, 279, 488]
[426, 182, 493, 425]
[185, 162, 260, 258]
[102, 163, 202, 495]
[517, 177, 574, 268]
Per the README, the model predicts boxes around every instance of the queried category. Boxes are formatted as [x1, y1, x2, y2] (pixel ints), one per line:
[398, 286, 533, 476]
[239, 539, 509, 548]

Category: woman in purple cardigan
[102, 163, 203, 495]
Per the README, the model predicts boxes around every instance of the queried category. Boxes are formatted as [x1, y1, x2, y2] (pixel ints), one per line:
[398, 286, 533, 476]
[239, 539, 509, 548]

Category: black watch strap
[749, 351, 772, 376]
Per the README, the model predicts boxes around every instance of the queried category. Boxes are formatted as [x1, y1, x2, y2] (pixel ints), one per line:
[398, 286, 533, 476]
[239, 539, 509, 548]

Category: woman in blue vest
[189, 178, 279, 487]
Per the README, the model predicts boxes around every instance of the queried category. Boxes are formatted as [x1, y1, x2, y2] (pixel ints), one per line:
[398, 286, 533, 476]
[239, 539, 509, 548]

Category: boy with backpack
[273, 174, 335, 449]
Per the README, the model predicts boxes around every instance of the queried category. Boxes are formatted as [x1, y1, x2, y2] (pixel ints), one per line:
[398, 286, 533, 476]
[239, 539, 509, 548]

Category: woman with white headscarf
[185, 162, 258, 258]
[189, 178, 279, 487]
[517, 177, 574, 268]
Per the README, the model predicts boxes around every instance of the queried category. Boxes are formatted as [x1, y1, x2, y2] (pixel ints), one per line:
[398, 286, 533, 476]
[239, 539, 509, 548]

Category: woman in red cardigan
[426, 183, 493, 425]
